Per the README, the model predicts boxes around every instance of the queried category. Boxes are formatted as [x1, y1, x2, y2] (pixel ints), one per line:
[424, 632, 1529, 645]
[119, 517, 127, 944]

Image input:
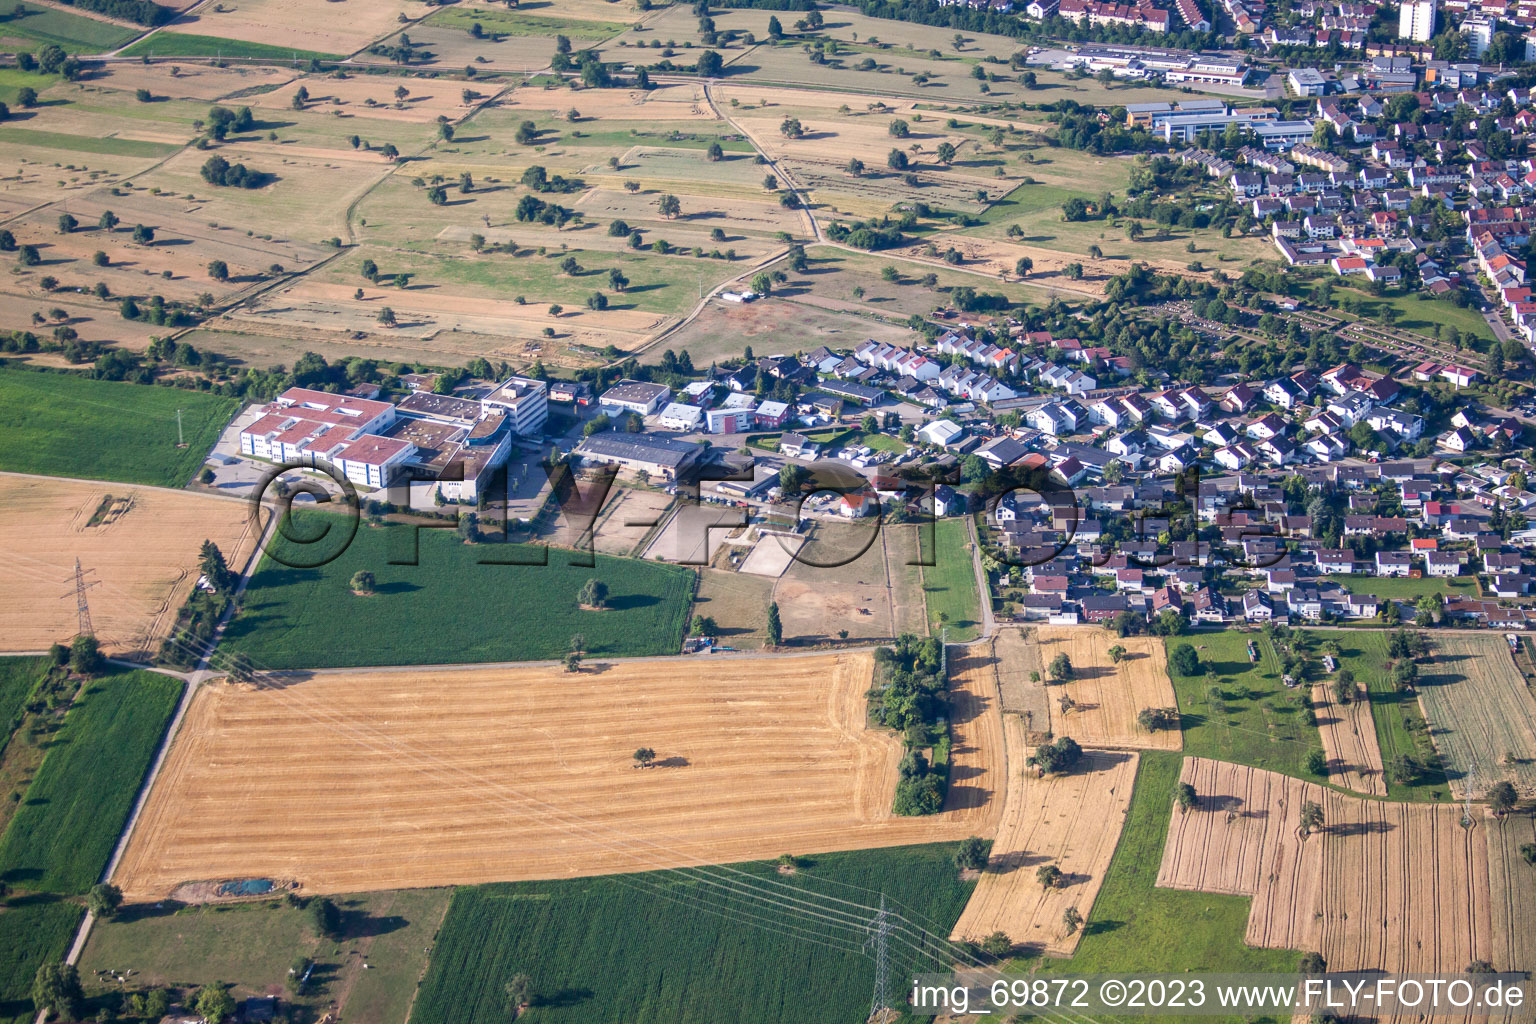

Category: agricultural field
[0, 367, 237, 486]
[155, 0, 419, 58]
[79, 887, 450, 1022]
[993, 626, 1049, 735]
[221, 516, 694, 668]
[1416, 633, 1536, 799]
[0, 474, 256, 657]
[89, 62, 299, 102]
[1485, 811, 1536, 974]
[1159, 758, 1498, 973]
[772, 519, 897, 644]
[689, 567, 773, 647]
[1164, 629, 1326, 781]
[1309, 678, 1386, 797]
[363, 6, 628, 73]
[657, 289, 916, 368]
[119, 33, 344, 61]
[950, 720, 1137, 956]
[917, 517, 981, 641]
[1038, 627, 1180, 750]
[0, 899, 84, 1024]
[410, 844, 976, 1024]
[0, 667, 182, 894]
[113, 652, 1002, 897]
[0, 0, 138, 53]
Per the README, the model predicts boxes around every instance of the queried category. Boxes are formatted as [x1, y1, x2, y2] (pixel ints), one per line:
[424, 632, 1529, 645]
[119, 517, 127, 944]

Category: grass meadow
[410, 844, 974, 1024]
[222, 516, 695, 668]
[119, 33, 344, 61]
[0, 897, 84, 1024]
[0, 367, 237, 487]
[1164, 630, 1325, 782]
[1038, 751, 1301, 1009]
[0, 668, 182, 894]
[920, 518, 980, 641]
[0, 658, 45, 764]
[0, 126, 180, 158]
[0, 0, 138, 52]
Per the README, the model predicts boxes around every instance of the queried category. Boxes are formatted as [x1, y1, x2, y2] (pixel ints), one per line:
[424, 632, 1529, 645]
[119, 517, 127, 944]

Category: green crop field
[1315, 629, 1449, 802]
[1164, 630, 1324, 781]
[0, 669, 182, 894]
[0, 898, 84, 1024]
[0, 0, 138, 52]
[1039, 751, 1301, 1017]
[0, 127, 180, 158]
[222, 516, 695, 668]
[410, 844, 974, 1024]
[0, 367, 238, 488]
[119, 33, 344, 60]
[920, 518, 980, 641]
[0, 658, 46, 763]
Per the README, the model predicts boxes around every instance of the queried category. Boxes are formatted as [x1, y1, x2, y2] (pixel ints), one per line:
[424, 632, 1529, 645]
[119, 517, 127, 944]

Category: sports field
[113, 652, 1003, 897]
[221, 518, 695, 668]
[0, 369, 237, 487]
[410, 844, 976, 1024]
[0, 667, 182, 894]
[0, 474, 257, 657]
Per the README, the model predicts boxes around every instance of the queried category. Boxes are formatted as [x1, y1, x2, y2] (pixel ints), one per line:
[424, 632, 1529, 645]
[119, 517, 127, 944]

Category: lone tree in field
[954, 835, 988, 872]
[1175, 781, 1197, 813]
[633, 747, 656, 767]
[506, 974, 533, 1016]
[1108, 644, 1126, 663]
[349, 570, 376, 595]
[57, 213, 76, 234]
[1332, 668, 1354, 704]
[309, 896, 342, 939]
[1028, 736, 1081, 776]
[981, 931, 1012, 958]
[1298, 800, 1325, 837]
[1300, 952, 1327, 975]
[766, 601, 782, 646]
[1047, 652, 1073, 682]
[563, 650, 582, 673]
[377, 306, 396, 327]
[1489, 781, 1519, 817]
[87, 883, 122, 920]
[1062, 905, 1083, 935]
[208, 259, 229, 282]
[70, 635, 102, 676]
[578, 578, 609, 609]
[1168, 642, 1201, 676]
[1035, 863, 1064, 889]
[657, 194, 681, 219]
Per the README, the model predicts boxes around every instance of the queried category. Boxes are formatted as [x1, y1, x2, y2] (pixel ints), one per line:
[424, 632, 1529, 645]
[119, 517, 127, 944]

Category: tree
[1014, 256, 1033, 278]
[887, 148, 908, 171]
[1048, 652, 1072, 682]
[888, 118, 910, 138]
[506, 973, 533, 1015]
[706, 141, 723, 162]
[87, 883, 122, 920]
[18, 244, 40, 266]
[17, 86, 37, 108]
[697, 49, 723, 77]
[981, 931, 1012, 957]
[1108, 644, 1126, 663]
[377, 306, 396, 327]
[57, 213, 76, 234]
[1168, 642, 1200, 676]
[578, 578, 609, 608]
[1300, 952, 1327, 975]
[1029, 736, 1081, 775]
[936, 141, 956, 164]
[199, 540, 233, 593]
[32, 963, 81, 1021]
[1306, 748, 1328, 776]
[633, 747, 656, 767]
[208, 259, 229, 281]
[658, 194, 681, 219]
[778, 463, 807, 494]
[955, 836, 988, 872]
[767, 14, 782, 39]
[1036, 863, 1064, 889]
[1175, 781, 1197, 813]
[1299, 799, 1325, 836]
[846, 157, 864, 176]
[1489, 781, 1519, 816]
[194, 985, 236, 1024]
[766, 601, 782, 645]
[564, 650, 583, 673]
[1331, 669, 1354, 705]
[308, 896, 342, 939]
[70, 634, 102, 676]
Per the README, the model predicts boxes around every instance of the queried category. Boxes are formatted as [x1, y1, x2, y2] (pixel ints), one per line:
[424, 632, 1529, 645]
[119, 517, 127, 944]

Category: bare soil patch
[114, 651, 1003, 897]
[773, 521, 894, 643]
[0, 474, 256, 658]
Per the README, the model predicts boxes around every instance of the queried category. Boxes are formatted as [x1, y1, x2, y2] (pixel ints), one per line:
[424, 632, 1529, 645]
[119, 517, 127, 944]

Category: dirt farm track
[114, 651, 1004, 898]
[0, 474, 257, 657]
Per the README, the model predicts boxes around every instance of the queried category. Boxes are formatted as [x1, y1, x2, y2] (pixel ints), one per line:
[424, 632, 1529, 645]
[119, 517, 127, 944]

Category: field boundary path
[45, 503, 278, 994]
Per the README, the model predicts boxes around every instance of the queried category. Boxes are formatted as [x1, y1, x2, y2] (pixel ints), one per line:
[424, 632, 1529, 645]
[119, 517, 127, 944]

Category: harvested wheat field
[164, 0, 418, 55]
[257, 75, 485, 123]
[94, 63, 299, 101]
[0, 474, 256, 658]
[1310, 681, 1386, 797]
[1159, 759, 1498, 974]
[1035, 627, 1180, 751]
[950, 717, 1136, 956]
[1417, 634, 1536, 798]
[114, 651, 1004, 898]
[1485, 811, 1536, 974]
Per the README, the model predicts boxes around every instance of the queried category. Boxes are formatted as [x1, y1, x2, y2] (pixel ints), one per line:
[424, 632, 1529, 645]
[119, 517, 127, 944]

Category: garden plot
[113, 651, 1003, 898]
[1034, 627, 1180, 751]
[1310, 680, 1386, 797]
[1416, 633, 1536, 799]
[950, 722, 1136, 957]
[1158, 758, 1498, 974]
[0, 474, 256, 658]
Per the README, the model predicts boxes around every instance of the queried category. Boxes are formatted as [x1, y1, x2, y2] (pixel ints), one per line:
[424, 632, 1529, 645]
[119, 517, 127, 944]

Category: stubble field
[0, 474, 256, 657]
[1310, 679, 1386, 797]
[1036, 627, 1180, 750]
[1158, 758, 1499, 973]
[950, 718, 1137, 957]
[1415, 634, 1536, 798]
[114, 651, 1002, 898]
